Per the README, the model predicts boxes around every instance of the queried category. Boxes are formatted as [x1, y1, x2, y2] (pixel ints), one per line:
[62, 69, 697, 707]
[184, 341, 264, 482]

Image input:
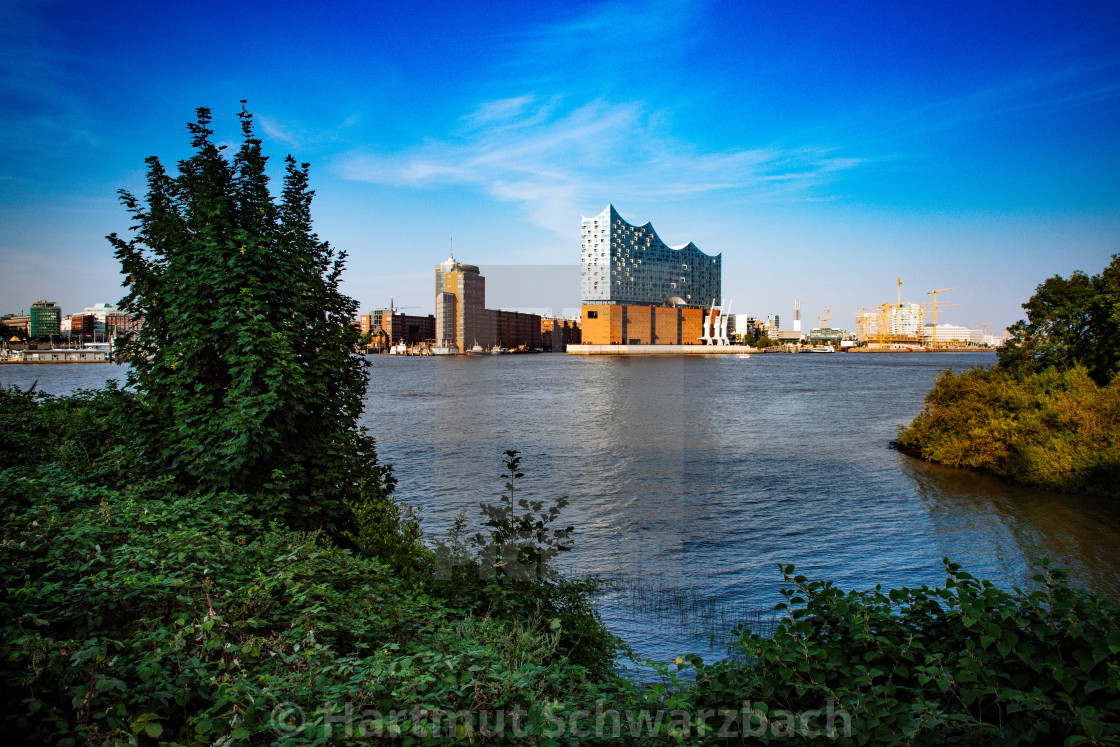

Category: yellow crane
[924, 300, 960, 346]
[854, 308, 875, 341]
[926, 287, 956, 331]
[877, 302, 892, 345]
[820, 307, 839, 329]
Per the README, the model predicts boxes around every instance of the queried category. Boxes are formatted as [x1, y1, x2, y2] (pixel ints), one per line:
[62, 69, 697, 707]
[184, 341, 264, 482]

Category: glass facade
[580, 205, 720, 307]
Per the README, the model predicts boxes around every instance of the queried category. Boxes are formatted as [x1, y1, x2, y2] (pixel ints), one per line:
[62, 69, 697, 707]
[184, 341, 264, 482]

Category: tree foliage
[108, 105, 377, 534]
[998, 254, 1120, 385]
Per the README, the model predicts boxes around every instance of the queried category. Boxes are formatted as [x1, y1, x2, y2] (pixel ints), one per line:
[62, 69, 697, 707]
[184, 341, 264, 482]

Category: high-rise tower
[435, 253, 492, 352]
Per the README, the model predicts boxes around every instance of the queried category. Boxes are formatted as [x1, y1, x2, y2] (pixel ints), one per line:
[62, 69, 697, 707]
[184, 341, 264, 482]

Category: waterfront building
[29, 301, 61, 338]
[888, 303, 923, 336]
[775, 329, 804, 343]
[581, 204, 720, 307]
[580, 205, 722, 345]
[727, 314, 763, 341]
[436, 254, 490, 352]
[581, 303, 717, 345]
[763, 315, 780, 339]
[808, 327, 851, 344]
[75, 303, 139, 337]
[382, 311, 436, 345]
[1, 314, 30, 338]
[541, 317, 581, 352]
[12, 348, 108, 363]
[924, 323, 984, 345]
[64, 314, 96, 339]
[434, 254, 542, 351]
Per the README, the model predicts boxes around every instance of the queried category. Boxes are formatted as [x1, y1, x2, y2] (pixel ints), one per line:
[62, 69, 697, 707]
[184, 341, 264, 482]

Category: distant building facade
[541, 317, 581, 351]
[808, 327, 850, 344]
[581, 304, 716, 345]
[2, 314, 30, 338]
[580, 206, 722, 345]
[581, 204, 720, 307]
[29, 301, 61, 338]
[924, 323, 984, 345]
[434, 254, 542, 351]
[727, 314, 763, 341]
[889, 303, 923, 336]
[382, 312, 436, 345]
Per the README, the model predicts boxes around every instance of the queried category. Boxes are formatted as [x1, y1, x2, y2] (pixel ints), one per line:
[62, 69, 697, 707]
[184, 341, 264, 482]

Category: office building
[29, 301, 61, 338]
[382, 311, 436, 345]
[434, 254, 542, 351]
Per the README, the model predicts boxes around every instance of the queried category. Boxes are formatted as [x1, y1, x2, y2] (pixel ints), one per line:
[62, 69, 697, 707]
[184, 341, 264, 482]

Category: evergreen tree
[109, 104, 386, 535]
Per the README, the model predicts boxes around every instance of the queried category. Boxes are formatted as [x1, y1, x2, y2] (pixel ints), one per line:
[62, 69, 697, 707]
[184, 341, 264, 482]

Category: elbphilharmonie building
[580, 204, 721, 307]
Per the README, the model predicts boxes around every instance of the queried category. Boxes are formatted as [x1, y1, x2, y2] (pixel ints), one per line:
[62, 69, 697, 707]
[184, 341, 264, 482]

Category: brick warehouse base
[567, 344, 753, 355]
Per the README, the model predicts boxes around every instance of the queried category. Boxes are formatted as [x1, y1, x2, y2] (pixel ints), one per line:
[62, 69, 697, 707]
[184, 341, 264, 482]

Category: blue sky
[2, 0, 1118, 333]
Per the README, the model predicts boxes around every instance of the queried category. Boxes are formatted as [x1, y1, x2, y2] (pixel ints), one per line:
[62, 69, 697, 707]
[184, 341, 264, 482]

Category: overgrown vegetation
[898, 254, 1120, 496]
[895, 365, 1120, 496]
[109, 104, 375, 536]
[5, 385, 1119, 744]
[0, 386, 636, 745]
[676, 561, 1120, 745]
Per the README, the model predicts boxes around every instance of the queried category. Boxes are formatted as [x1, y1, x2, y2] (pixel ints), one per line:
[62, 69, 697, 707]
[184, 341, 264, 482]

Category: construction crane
[876, 302, 892, 345]
[854, 308, 875, 341]
[924, 301, 960, 346]
[820, 306, 839, 328]
[926, 287, 956, 330]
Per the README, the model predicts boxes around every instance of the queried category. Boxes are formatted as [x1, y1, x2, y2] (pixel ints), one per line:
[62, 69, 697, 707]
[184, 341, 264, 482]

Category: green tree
[109, 105, 386, 535]
[998, 253, 1120, 384]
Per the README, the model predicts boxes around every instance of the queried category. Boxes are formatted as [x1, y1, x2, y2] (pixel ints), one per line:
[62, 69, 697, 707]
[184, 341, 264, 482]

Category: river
[6, 352, 1119, 667]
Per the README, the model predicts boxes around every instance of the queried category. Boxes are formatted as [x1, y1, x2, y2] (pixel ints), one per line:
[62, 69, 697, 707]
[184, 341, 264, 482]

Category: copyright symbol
[271, 701, 306, 735]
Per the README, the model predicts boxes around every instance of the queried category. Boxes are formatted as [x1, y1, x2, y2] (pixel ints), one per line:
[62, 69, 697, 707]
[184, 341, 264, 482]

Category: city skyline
[2, 0, 1118, 332]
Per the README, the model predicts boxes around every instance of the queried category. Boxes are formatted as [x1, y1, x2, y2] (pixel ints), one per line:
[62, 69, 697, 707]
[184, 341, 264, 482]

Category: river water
[6, 352, 1119, 666]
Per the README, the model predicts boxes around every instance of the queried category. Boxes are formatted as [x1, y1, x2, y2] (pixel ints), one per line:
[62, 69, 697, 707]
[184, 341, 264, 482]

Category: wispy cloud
[881, 62, 1120, 146]
[335, 95, 862, 235]
[259, 117, 301, 148]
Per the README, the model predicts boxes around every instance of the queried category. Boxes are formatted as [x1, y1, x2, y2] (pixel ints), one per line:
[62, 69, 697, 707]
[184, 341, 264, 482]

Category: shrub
[895, 365, 1120, 497]
[675, 560, 1120, 745]
[108, 105, 375, 536]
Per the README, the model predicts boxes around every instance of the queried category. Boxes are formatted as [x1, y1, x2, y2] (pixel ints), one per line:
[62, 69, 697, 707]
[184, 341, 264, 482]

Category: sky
[2, 0, 1118, 334]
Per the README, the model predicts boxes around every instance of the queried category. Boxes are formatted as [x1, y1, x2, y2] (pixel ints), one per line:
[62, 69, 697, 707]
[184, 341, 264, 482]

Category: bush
[895, 365, 1120, 497]
[430, 451, 623, 680]
[109, 105, 375, 537]
[674, 561, 1120, 745]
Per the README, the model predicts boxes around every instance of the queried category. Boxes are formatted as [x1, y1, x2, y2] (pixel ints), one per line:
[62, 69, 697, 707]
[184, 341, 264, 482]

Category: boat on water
[490, 346, 510, 355]
[431, 342, 459, 355]
[470, 341, 485, 354]
[808, 344, 836, 353]
[388, 340, 408, 355]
